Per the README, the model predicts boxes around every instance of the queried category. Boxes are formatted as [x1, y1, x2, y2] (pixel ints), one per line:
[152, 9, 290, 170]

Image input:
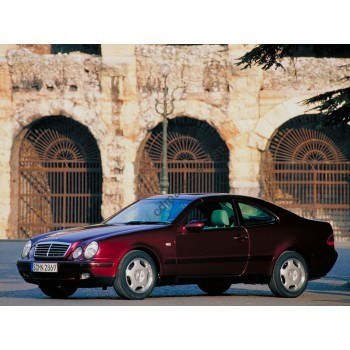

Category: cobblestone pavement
[1, 240, 349, 306]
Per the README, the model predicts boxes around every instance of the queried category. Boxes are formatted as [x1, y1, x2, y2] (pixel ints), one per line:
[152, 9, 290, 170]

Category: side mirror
[185, 220, 205, 232]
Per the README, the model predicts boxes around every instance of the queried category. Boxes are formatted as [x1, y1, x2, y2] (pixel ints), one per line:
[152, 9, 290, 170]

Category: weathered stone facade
[0, 44, 349, 239]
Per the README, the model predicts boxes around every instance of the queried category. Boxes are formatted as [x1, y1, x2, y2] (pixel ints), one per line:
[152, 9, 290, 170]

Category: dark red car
[17, 194, 337, 299]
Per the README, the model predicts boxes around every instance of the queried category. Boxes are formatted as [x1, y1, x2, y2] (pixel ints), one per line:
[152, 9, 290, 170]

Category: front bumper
[17, 260, 116, 287]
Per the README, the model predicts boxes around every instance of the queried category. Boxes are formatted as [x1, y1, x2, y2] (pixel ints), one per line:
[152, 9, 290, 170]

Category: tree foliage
[237, 44, 296, 71]
[304, 86, 350, 125]
[236, 44, 350, 126]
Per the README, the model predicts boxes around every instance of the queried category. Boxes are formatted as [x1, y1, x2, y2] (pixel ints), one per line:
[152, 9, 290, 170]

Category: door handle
[233, 233, 248, 241]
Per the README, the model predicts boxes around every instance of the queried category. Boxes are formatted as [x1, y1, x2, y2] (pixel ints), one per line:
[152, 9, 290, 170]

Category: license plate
[31, 263, 58, 273]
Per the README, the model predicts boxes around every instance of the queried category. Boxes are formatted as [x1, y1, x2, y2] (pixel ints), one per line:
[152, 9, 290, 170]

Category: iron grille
[138, 160, 229, 198]
[34, 242, 71, 258]
[137, 117, 229, 198]
[18, 117, 103, 239]
[263, 161, 350, 238]
[264, 115, 350, 240]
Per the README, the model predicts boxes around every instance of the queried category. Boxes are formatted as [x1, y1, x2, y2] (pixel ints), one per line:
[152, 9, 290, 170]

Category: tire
[197, 281, 232, 295]
[268, 251, 308, 298]
[113, 250, 157, 300]
[39, 284, 78, 299]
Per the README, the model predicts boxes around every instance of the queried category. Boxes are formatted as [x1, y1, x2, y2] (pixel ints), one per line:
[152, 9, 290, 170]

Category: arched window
[137, 117, 229, 198]
[18, 116, 102, 238]
[268, 115, 349, 162]
[263, 115, 350, 238]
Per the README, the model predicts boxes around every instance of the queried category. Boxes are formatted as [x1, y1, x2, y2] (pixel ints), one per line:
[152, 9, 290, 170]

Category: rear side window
[238, 202, 276, 226]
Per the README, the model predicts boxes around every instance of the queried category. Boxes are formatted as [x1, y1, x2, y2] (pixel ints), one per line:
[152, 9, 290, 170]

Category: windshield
[105, 198, 192, 225]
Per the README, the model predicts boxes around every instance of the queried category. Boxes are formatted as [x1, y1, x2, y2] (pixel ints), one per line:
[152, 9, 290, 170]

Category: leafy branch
[302, 87, 350, 125]
[236, 44, 296, 71]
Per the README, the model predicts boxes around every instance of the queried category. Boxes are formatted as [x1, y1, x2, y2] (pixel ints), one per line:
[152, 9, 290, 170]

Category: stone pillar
[100, 45, 140, 216]
[227, 45, 263, 197]
[0, 58, 13, 238]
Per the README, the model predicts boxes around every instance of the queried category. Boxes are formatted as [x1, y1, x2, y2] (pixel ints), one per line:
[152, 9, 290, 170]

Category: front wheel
[39, 285, 78, 299]
[197, 281, 232, 295]
[269, 251, 308, 298]
[113, 250, 157, 300]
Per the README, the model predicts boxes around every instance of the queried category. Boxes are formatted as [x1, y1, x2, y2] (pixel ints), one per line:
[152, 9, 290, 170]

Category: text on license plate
[31, 263, 58, 273]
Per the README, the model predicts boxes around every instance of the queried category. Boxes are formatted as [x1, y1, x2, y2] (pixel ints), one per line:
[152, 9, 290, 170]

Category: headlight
[72, 247, 83, 259]
[21, 240, 32, 258]
[84, 241, 99, 259]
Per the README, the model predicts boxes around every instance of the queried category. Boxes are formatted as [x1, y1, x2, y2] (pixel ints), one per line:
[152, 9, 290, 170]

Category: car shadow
[1, 281, 349, 302]
[0, 284, 275, 301]
[148, 285, 274, 299]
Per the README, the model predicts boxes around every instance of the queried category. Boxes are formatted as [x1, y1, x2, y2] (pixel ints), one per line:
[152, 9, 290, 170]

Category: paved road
[1, 240, 349, 306]
[1, 240, 349, 350]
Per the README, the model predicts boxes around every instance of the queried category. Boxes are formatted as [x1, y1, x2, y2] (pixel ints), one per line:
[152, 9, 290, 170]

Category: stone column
[100, 45, 140, 217]
[227, 45, 263, 197]
[0, 57, 13, 238]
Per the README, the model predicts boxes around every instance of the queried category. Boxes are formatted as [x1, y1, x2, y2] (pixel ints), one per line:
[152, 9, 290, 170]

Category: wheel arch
[128, 246, 162, 278]
[274, 247, 311, 273]
[268, 247, 310, 298]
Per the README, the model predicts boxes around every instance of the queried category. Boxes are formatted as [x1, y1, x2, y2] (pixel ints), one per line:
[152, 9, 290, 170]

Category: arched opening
[18, 116, 102, 238]
[263, 114, 350, 239]
[137, 117, 229, 198]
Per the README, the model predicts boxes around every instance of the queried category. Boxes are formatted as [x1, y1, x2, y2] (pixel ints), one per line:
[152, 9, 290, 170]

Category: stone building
[0, 44, 349, 240]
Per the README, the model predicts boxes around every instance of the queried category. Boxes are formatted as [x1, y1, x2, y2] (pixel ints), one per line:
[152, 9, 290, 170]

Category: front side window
[238, 202, 276, 226]
[185, 200, 237, 230]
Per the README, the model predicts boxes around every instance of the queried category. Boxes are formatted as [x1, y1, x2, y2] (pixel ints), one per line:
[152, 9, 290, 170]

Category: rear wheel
[197, 281, 232, 295]
[269, 251, 308, 298]
[39, 285, 78, 299]
[113, 250, 157, 300]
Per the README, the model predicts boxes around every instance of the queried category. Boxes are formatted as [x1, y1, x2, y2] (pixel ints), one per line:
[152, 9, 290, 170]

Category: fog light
[80, 273, 90, 280]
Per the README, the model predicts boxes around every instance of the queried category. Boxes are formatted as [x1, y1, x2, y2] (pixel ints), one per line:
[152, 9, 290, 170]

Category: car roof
[145, 193, 258, 201]
[141, 194, 297, 219]
[144, 193, 283, 209]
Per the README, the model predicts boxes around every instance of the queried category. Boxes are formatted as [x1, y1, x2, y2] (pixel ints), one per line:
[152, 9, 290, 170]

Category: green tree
[236, 44, 350, 125]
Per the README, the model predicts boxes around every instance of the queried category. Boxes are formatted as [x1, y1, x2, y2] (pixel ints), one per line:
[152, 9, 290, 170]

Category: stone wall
[0, 55, 13, 239]
[0, 48, 125, 238]
[0, 44, 349, 239]
[134, 45, 261, 196]
[260, 57, 350, 118]
[262, 57, 349, 91]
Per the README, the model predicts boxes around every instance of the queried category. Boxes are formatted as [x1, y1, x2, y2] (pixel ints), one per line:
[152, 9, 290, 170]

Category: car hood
[34, 224, 168, 244]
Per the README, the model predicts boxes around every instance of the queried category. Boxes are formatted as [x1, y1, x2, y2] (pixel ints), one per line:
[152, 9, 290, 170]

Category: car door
[175, 198, 249, 276]
[235, 201, 280, 275]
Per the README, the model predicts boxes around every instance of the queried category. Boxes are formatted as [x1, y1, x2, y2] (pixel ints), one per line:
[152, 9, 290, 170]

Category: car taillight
[327, 233, 335, 246]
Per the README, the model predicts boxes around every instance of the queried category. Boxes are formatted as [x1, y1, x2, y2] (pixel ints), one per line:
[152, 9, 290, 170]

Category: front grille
[34, 242, 71, 258]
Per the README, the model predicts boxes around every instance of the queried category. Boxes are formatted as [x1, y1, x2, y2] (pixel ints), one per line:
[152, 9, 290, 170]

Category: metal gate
[264, 161, 350, 238]
[18, 117, 102, 238]
[264, 115, 350, 239]
[137, 117, 229, 198]
[138, 160, 229, 198]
